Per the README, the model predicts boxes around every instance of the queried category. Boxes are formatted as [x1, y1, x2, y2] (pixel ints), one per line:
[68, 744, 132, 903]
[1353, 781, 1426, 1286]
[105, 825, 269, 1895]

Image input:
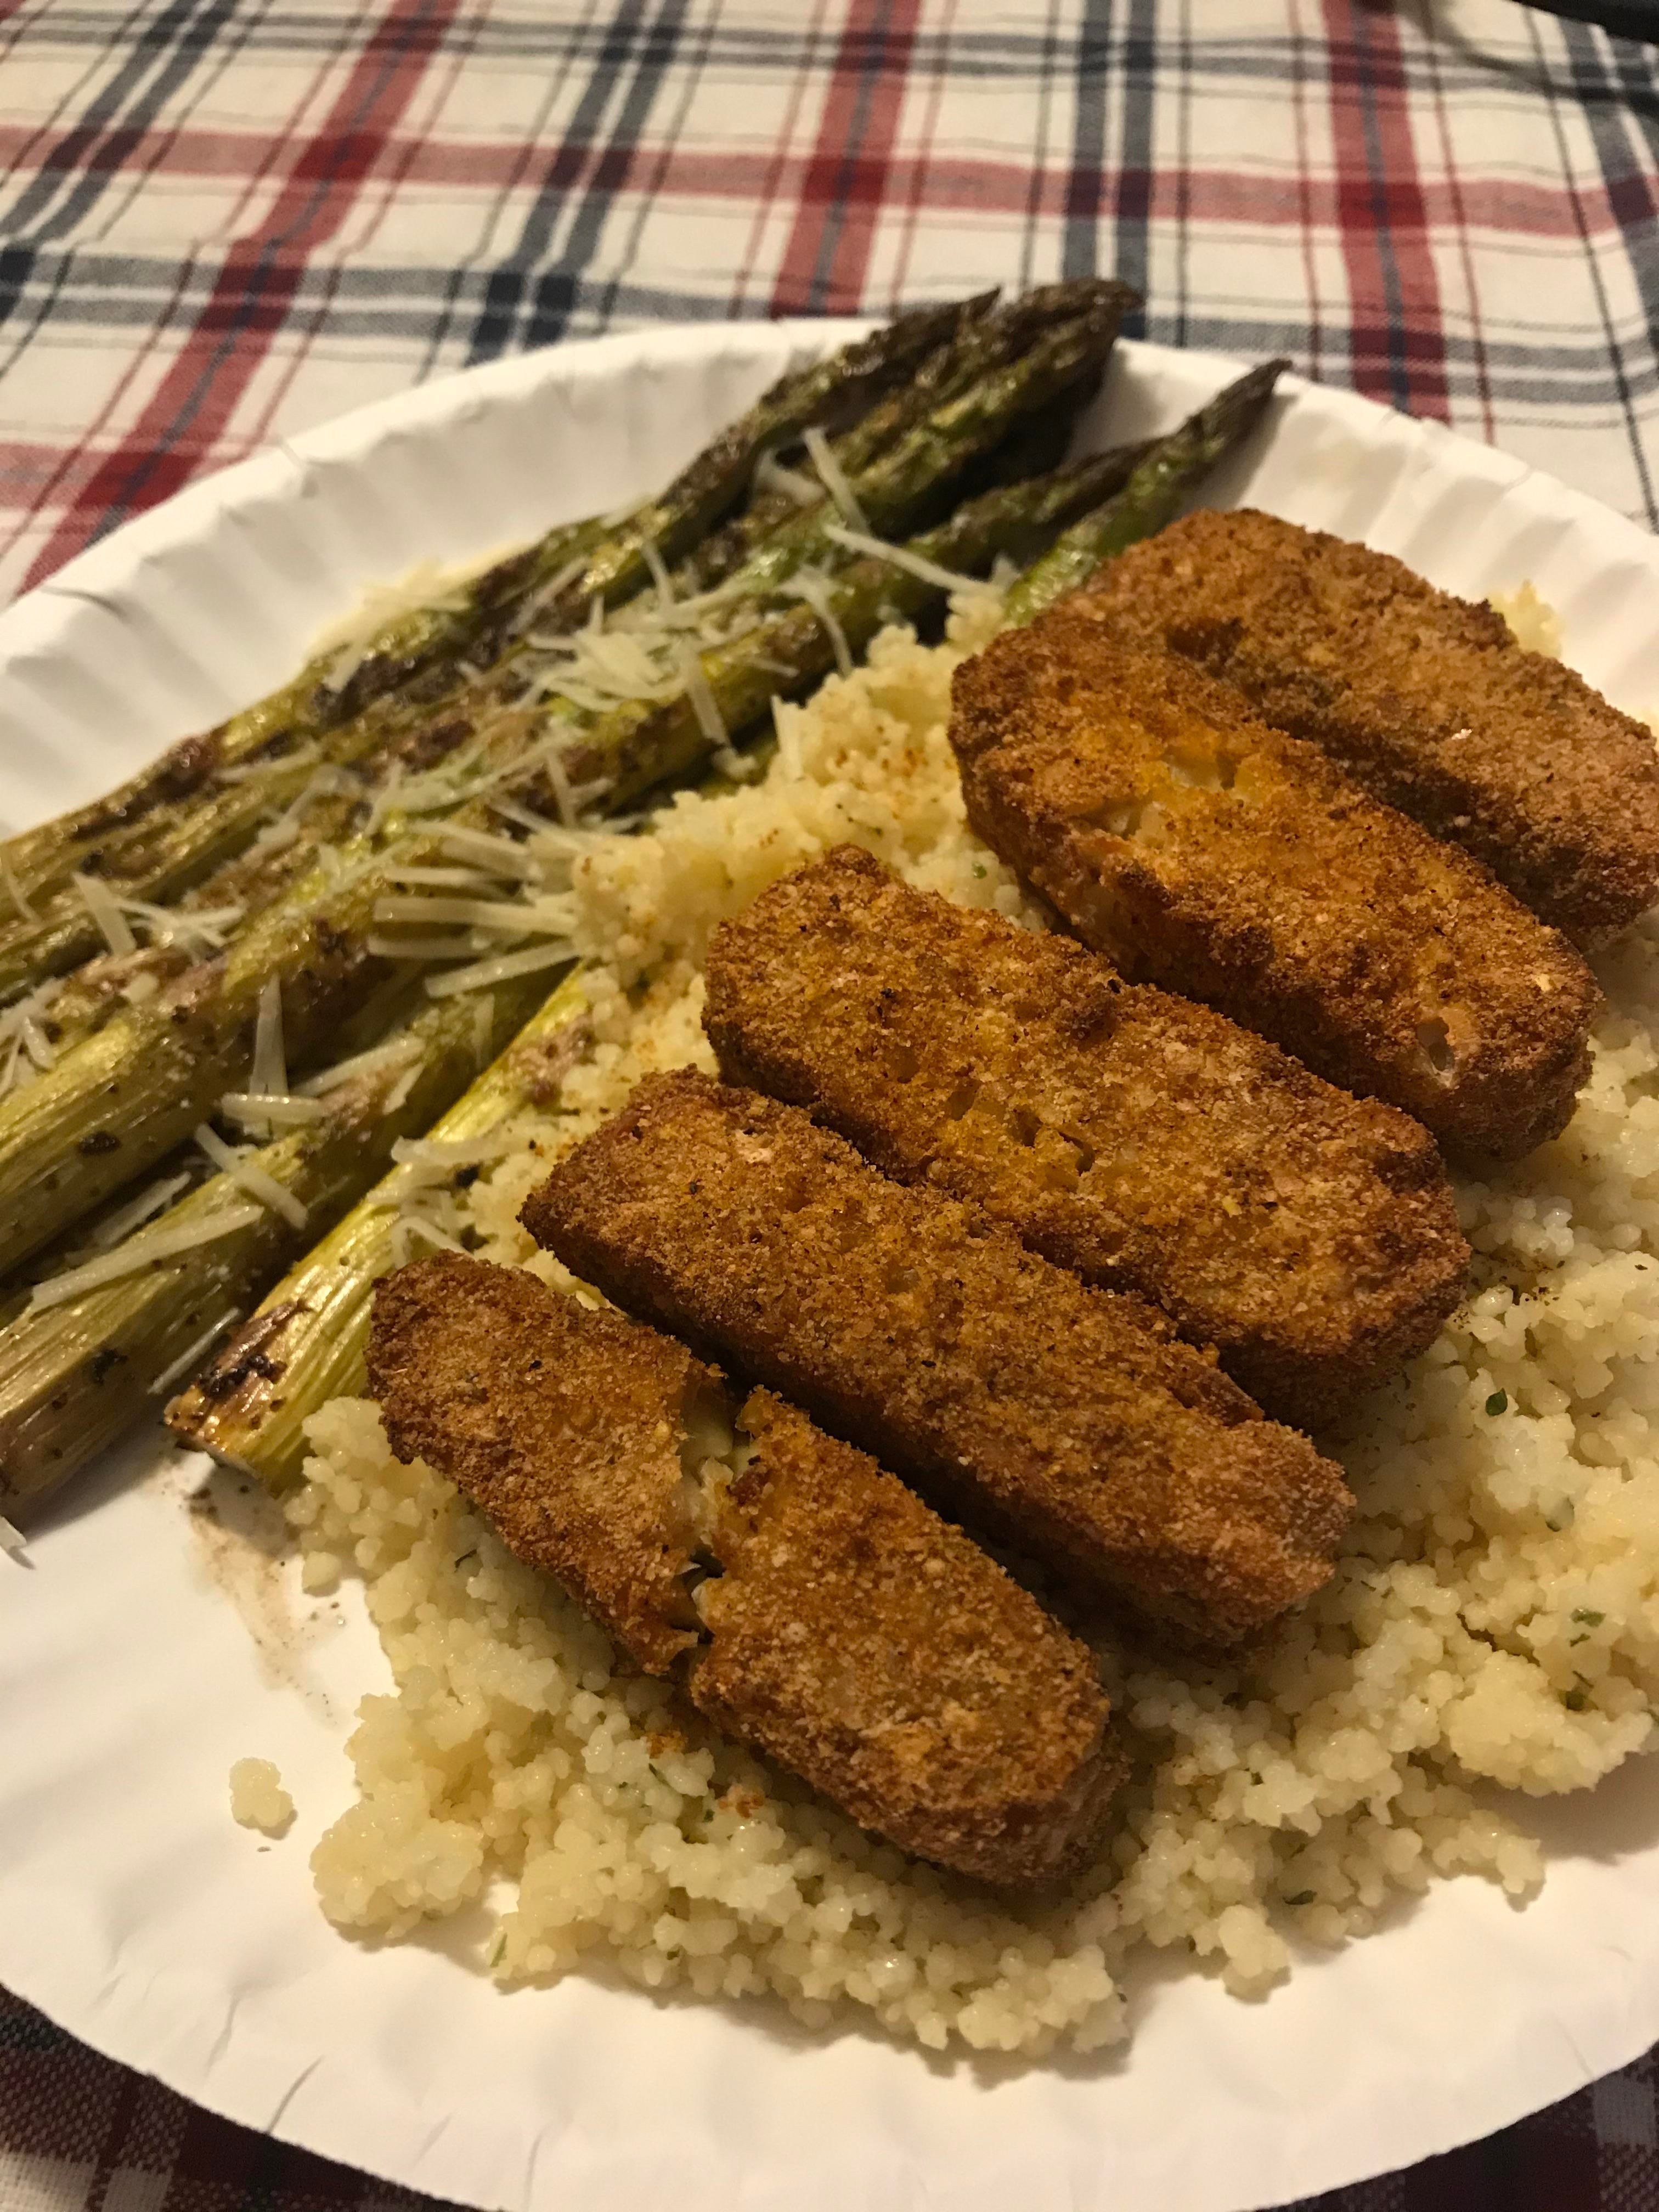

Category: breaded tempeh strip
[366, 1250, 1121, 1885]
[1078, 506, 1659, 949]
[369, 1250, 710, 1675]
[522, 1071, 1354, 1645]
[950, 612, 1599, 1158]
[702, 845, 1468, 1425]
[697, 1387, 1126, 1885]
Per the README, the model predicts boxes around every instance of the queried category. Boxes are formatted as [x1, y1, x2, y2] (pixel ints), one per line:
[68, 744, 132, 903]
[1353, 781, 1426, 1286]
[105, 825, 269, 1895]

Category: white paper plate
[3, 323, 1658, 2212]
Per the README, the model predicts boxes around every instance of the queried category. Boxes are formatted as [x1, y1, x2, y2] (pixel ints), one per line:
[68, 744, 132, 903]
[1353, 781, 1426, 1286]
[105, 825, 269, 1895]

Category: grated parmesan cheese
[785, 570, 854, 679]
[755, 448, 821, 509]
[296, 1036, 424, 1097]
[373, 894, 569, 935]
[424, 941, 574, 1000]
[802, 426, 870, 533]
[27, 1206, 266, 1310]
[821, 521, 984, 597]
[0, 978, 63, 1096]
[150, 1312, 238, 1397]
[390, 1128, 520, 1175]
[195, 1124, 308, 1231]
[73, 872, 136, 957]
[641, 535, 676, 608]
[219, 1092, 326, 1129]
[439, 825, 537, 878]
[678, 642, 729, 747]
[88, 1172, 193, 1249]
[251, 978, 287, 1099]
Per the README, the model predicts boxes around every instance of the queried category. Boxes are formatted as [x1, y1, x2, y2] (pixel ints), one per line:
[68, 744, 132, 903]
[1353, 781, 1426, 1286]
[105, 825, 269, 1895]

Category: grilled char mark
[1077, 506, 1659, 950]
[521, 1071, 1354, 1646]
[365, 1250, 1121, 1885]
[949, 613, 1600, 1160]
[702, 845, 1468, 1426]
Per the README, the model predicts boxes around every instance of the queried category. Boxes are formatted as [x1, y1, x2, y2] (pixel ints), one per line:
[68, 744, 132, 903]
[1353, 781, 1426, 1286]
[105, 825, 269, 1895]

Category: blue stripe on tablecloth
[463, 0, 687, 361]
[0, 0, 239, 242]
[1537, 12, 1658, 524]
[1062, 0, 1109, 281]
[1111, 0, 1156, 330]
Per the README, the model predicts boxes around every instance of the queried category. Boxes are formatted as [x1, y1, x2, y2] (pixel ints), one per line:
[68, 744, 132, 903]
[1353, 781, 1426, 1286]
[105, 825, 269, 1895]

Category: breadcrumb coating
[366, 1250, 1121, 1884]
[702, 844, 1468, 1424]
[950, 612, 1599, 1158]
[1079, 506, 1659, 949]
[523, 1070, 1354, 1645]
[697, 1387, 1125, 1885]
[368, 1250, 707, 1675]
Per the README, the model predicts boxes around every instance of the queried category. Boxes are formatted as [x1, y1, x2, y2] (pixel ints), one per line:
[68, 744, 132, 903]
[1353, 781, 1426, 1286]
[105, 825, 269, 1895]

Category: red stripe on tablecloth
[887, 0, 960, 304]
[0, 121, 1631, 247]
[1322, 0, 1449, 419]
[1417, 9, 1496, 445]
[238, 0, 487, 453]
[770, 0, 924, 312]
[20, 0, 461, 591]
[726, 0, 833, 315]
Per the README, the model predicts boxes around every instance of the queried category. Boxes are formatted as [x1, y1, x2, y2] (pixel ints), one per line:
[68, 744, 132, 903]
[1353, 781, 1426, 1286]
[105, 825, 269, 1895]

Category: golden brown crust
[366, 1252, 1121, 1885]
[1077, 506, 1659, 949]
[366, 1250, 709, 1675]
[693, 1388, 1124, 1886]
[702, 845, 1468, 1425]
[522, 1070, 1354, 1645]
[950, 612, 1599, 1158]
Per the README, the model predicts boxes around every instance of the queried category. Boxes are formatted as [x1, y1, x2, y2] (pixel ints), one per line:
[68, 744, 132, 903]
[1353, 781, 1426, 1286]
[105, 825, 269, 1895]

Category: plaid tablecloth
[3, 1, 1659, 2206]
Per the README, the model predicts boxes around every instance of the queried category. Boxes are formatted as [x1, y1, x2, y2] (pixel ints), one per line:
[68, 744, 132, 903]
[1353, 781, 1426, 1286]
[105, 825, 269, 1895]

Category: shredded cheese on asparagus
[821, 521, 984, 596]
[219, 1093, 326, 1129]
[802, 426, 870, 532]
[88, 1172, 193, 1250]
[755, 448, 821, 509]
[73, 872, 136, 958]
[27, 1207, 266, 1311]
[424, 941, 574, 1000]
[785, 569, 855, 678]
[194, 1124, 308, 1231]
[295, 1036, 425, 1098]
[149, 1314, 238, 1397]
[0, 979, 63, 1096]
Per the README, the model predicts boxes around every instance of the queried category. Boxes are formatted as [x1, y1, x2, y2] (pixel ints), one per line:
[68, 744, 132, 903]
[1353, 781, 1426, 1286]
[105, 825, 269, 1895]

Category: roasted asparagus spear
[0, 296, 986, 981]
[0, 969, 587, 1513]
[1003, 358, 1289, 624]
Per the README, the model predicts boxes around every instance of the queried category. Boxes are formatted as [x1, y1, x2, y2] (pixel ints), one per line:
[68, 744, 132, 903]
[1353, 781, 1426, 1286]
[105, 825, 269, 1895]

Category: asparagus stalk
[0, 508, 602, 915]
[0, 967, 584, 1514]
[0, 298, 980, 972]
[0, 298, 1036, 1017]
[702, 287, 1131, 611]
[536, 292, 990, 627]
[667, 281, 1121, 596]
[1002, 358, 1290, 625]
[165, 971, 591, 1488]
